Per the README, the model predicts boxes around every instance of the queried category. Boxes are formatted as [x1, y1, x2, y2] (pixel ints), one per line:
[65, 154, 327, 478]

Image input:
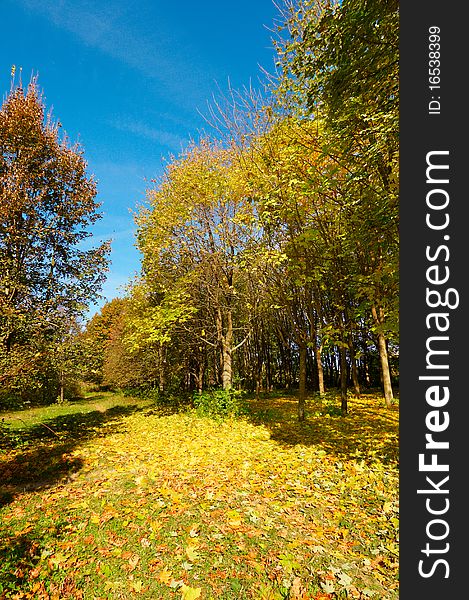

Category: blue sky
[1, 0, 280, 319]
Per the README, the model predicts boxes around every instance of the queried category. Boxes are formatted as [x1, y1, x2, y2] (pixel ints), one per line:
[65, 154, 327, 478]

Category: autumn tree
[240, 116, 358, 417]
[135, 139, 260, 392]
[0, 76, 110, 402]
[99, 297, 164, 392]
[49, 312, 87, 403]
[94, 0, 399, 415]
[81, 297, 128, 387]
[274, 0, 399, 407]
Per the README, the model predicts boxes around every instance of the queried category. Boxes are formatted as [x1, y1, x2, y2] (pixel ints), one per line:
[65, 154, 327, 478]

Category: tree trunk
[339, 345, 348, 416]
[222, 345, 232, 390]
[298, 342, 307, 421]
[197, 360, 204, 394]
[362, 341, 372, 386]
[351, 364, 360, 396]
[313, 338, 325, 395]
[220, 309, 233, 391]
[349, 340, 361, 397]
[376, 331, 393, 408]
[158, 344, 166, 393]
[371, 305, 393, 408]
[265, 342, 272, 392]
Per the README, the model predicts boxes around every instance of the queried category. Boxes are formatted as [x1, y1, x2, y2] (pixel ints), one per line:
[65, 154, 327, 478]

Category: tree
[81, 297, 127, 386]
[242, 116, 357, 417]
[101, 298, 161, 392]
[274, 0, 399, 407]
[135, 139, 259, 392]
[0, 76, 110, 402]
[49, 312, 86, 403]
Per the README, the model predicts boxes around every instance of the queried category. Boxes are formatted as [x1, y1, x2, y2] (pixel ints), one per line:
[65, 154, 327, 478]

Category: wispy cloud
[90, 160, 161, 190]
[109, 117, 188, 152]
[81, 227, 136, 248]
[18, 0, 211, 110]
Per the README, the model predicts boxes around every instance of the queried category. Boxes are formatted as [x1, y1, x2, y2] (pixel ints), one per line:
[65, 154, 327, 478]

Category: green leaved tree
[274, 0, 399, 407]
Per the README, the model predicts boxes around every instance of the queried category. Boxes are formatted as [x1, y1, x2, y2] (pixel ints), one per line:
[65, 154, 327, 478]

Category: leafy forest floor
[0, 390, 399, 600]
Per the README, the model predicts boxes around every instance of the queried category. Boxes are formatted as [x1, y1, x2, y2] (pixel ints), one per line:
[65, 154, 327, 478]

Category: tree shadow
[0, 530, 43, 595]
[0, 403, 148, 506]
[0, 524, 83, 597]
[64, 393, 108, 404]
[247, 391, 399, 465]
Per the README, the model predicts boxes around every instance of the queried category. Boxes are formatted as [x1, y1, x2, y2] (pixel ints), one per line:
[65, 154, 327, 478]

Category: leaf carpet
[0, 393, 398, 599]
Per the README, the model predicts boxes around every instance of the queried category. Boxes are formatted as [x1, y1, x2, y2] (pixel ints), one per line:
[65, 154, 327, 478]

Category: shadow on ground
[0, 403, 147, 506]
[247, 390, 399, 465]
[0, 527, 84, 597]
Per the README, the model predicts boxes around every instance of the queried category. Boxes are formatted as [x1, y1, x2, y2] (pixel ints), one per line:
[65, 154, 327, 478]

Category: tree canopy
[2, 0, 399, 417]
[0, 77, 110, 403]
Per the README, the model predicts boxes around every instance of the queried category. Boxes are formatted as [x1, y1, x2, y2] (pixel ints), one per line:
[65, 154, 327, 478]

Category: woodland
[0, 1, 399, 598]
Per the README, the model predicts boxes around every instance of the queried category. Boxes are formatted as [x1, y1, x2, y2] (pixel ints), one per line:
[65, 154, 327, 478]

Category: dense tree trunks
[58, 371, 65, 404]
[158, 344, 166, 393]
[197, 360, 205, 394]
[348, 335, 361, 396]
[308, 350, 317, 392]
[276, 340, 293, 391]
[264, 339, 272, 392]
[351, 358, 360, 396]
[361, 340, 372, 387]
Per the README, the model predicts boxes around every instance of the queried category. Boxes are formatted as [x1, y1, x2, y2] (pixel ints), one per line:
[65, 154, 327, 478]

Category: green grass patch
[1, 391, 151, 431]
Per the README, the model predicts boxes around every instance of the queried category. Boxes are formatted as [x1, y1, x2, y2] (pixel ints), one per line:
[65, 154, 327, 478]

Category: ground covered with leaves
[0, 391, 399, 599]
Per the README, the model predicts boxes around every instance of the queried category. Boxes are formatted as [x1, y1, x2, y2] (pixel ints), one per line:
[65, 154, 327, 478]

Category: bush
[0, 418, 23, 451]
[122, 385, 193, 412]
[193, 388, 249, 419]
[309, 390, 345, 417]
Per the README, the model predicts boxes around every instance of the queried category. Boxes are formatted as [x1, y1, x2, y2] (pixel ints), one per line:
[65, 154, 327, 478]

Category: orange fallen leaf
[158, 568, 173, 584]
[128, 554, 140, 570]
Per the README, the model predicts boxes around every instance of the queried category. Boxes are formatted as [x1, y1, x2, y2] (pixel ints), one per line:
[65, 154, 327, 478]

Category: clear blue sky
[1, 0, 280, 319]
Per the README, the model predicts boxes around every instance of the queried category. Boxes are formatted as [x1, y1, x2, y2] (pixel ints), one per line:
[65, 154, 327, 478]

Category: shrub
[193, 388, 249, 419]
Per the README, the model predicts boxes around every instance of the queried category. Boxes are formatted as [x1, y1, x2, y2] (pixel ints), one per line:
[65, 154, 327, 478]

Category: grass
[0, 390, 398, 599]
[1, 392, 151, 431]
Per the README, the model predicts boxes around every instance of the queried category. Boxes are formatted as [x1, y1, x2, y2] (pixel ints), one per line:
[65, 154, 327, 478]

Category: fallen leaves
[157, 568, 173, 584]
[185, 543, 200, 562]
[180, 583, 202, 600]
[0, 392, 398, 599]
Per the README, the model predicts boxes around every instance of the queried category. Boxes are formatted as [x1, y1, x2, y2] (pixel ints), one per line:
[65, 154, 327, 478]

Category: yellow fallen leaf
[135, 475, 148, 487]
[128, 554, 140, 570]
[131, 579, 144, 593]
[185, 544, 200, 562]
[170, 490, 183, 503]
[180, 584, 202, 600]
[226, 509, 242, 527]
[158, 568, 173, 584]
